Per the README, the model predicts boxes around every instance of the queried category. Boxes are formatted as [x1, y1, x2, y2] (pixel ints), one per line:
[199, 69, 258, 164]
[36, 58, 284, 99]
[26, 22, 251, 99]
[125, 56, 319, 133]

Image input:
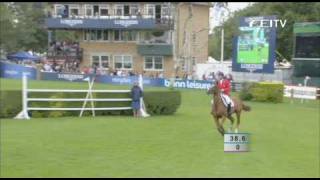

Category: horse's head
[207, 80, 220, 96]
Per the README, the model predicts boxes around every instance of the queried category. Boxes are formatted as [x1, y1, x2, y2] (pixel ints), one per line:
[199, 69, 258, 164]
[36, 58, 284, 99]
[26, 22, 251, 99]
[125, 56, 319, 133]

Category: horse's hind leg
[235, 112, 241, 133]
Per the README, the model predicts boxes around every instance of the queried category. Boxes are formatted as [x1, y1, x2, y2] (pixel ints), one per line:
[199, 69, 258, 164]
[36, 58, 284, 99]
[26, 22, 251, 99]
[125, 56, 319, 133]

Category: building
[292, 22, 320, 86]
[45, 2, 211, 78]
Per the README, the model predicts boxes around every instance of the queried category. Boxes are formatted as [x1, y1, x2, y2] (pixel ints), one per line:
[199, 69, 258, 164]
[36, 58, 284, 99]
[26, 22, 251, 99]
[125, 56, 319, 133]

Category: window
[144, 57, 153, 69]
[145, 4, 155, 17]
[154, 56, 163, 69]
[144, 56, 164, 70]
[97, 30, 102, 41]
[90, 30, 97, 41]
[114, 55, 133, 69]
[92, 55, 109, 69]
[127, 31, 137, 41]
[114, 30, 136, 42]
[114, 55, 123, 69]
[85, 30, 109, 41]
[84, 30, 91, 41]
[103, 30, 109, 41]
[130, 5, 139, 16]
[93, 5, 99, 16]
[55, 5, 65, 17]
[100, 5, 109, 16]
[162, 4, 170, 17]
[85, 5, 93, 17]
[69, 5, 79, 16]
[100, 9, 109, 16]
[115, 5, 123, 16]
[114, 30, 124, 41]
[124, 5, 130, 16]
[70, 9, 78, 16]
[92, 56, 100, 67]
[123, 55, 132, 69]
[101, 56, 109, 68]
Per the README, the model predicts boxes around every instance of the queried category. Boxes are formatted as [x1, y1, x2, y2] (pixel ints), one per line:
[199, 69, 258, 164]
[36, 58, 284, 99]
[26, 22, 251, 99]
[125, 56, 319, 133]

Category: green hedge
[0, 90, 22, 118]
[144, 91, 181, 115]
[0, 90, 181, 118]
[239, 82, 284, 103]
[239, 82, 256, 101]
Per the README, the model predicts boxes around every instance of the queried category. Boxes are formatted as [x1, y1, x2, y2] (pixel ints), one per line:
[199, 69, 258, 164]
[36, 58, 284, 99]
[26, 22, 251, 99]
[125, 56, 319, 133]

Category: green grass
[0, 78, 319, 177]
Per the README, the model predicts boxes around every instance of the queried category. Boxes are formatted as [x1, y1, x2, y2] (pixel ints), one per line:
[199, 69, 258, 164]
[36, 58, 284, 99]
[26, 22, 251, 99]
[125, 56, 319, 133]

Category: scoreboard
[224, 133, 250, 152]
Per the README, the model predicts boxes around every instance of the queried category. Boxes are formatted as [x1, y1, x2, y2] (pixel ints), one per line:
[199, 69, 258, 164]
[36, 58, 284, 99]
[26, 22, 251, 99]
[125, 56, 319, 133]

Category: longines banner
[0, 65, 225, 90]
[0, 62, 37, 79]
[232, 16, 277, 73]
[46, 18, 158, 30]
[40, 72, 214, 89]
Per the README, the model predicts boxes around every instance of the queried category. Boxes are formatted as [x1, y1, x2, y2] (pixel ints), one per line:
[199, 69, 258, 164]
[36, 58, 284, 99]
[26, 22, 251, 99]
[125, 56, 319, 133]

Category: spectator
[131, 81, 143, 118]
[187, 73, 192, 80]
[158, 72, 164, 78]
[43, 63, 52, 72]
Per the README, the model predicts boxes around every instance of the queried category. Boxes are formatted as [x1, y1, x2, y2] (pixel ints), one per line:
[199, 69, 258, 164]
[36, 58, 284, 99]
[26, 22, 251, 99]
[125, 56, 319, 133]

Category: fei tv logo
[249, 19, 287, 28]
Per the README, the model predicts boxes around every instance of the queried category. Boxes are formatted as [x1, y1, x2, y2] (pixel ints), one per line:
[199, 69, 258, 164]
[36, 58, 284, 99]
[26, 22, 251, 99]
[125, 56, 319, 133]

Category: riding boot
[227, 104, 232, 117]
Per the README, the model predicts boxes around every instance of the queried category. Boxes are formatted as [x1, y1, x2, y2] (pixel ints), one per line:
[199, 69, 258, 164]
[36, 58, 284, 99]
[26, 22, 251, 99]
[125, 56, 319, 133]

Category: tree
[0, 2, 48, 55]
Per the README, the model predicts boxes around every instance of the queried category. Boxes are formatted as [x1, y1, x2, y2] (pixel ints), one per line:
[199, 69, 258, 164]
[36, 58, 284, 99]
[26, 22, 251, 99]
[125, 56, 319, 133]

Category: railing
[49, 11, 172, 19]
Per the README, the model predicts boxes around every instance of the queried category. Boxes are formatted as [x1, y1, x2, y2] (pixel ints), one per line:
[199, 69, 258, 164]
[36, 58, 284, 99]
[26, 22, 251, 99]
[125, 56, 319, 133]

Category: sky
[209, 2, 252, 33]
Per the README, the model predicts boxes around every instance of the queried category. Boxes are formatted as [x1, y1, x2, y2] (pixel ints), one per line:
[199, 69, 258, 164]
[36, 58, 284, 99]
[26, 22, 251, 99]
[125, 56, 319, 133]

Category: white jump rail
[27, 89, 131, 93]
[14, 74, 134, 120]
[27, 98, 132, 102]
[27, 107, 132, 111]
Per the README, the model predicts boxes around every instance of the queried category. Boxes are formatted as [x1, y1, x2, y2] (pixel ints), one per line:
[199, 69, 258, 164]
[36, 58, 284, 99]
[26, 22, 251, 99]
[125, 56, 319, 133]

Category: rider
[217, 72, 233, 117]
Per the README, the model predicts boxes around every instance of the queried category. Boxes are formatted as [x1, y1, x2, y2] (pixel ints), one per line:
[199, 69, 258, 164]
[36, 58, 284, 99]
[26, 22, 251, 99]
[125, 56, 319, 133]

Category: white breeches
[220, 94, 234, 107]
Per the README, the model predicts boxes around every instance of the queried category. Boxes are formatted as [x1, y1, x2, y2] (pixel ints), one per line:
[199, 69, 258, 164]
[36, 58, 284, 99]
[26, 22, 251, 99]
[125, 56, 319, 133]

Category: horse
[207, 81, 251, 136]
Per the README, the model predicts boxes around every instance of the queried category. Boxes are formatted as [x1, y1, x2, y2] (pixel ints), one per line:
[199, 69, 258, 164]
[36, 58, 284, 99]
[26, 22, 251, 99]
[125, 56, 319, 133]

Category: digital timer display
[224, 133, 250, 152]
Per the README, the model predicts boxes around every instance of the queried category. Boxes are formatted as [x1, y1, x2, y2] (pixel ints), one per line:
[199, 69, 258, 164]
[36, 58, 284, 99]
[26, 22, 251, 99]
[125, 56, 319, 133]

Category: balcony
[137, 44, 173, 56]
[46, 13, 173, 30]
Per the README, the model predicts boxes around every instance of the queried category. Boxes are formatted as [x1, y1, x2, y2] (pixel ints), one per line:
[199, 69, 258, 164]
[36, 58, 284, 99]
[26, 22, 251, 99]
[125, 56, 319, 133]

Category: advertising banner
[0, 62, 37, 80]
[41, 72, 94, 82]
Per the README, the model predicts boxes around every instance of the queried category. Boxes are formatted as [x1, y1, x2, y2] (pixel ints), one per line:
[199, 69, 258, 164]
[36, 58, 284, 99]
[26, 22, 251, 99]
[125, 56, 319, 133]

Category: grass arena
[0, 78, 319, 177]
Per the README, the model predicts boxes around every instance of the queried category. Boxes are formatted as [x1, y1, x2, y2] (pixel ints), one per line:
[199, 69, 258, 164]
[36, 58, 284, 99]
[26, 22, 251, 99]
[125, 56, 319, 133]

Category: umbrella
[7, 51, 40, 61]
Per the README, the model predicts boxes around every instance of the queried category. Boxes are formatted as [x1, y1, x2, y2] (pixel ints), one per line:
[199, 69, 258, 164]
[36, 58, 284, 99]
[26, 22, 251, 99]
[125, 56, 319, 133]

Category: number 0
[236, 144, 240, 150]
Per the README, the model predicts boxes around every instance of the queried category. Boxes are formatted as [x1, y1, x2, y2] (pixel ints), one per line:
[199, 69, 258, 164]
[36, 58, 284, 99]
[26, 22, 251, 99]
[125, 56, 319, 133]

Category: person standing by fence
[131, 82, 143, 118]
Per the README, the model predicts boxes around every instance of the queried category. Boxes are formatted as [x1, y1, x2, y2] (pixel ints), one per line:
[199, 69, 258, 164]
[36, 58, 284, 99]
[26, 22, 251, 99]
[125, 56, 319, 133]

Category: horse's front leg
[212, 115, 224, 136]
[227, 115, 235, 133]
[220, 117, 227, 134]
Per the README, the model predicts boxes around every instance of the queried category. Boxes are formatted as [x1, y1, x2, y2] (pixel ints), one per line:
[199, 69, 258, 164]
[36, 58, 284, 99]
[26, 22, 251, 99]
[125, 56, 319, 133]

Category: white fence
[284, 85, 320, 100]
[15, 74, 151, 120]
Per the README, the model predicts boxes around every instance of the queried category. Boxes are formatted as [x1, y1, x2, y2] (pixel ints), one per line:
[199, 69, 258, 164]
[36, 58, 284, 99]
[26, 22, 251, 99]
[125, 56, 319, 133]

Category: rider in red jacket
[217, 75, 231, 96]
[217, 72, 232, 116]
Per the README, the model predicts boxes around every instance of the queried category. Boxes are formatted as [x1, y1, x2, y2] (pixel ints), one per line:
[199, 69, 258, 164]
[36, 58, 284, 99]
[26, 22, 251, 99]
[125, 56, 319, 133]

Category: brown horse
[207, 81, 251, 136]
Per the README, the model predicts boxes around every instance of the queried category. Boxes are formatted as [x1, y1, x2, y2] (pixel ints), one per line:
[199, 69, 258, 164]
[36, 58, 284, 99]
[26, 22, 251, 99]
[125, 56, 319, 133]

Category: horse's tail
[242, 103, 251, 112]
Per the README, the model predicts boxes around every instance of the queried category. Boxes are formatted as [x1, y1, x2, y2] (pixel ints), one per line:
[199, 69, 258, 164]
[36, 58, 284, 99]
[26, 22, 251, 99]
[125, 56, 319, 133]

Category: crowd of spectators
[41, 59, 81, 73]
[48, 41, 81, 57]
